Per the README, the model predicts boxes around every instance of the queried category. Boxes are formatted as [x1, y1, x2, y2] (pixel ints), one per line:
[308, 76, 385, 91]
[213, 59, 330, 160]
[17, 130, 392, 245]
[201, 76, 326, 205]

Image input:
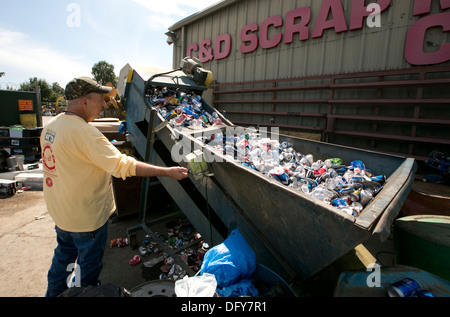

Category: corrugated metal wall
[169, 0, 450, 160]
[170, 0, 449, 80]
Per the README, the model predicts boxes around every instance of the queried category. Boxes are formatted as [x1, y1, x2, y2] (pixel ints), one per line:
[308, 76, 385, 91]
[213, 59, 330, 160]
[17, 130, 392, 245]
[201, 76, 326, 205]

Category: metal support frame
[138, 107, 158, 223]
[127, 106, 199, 278]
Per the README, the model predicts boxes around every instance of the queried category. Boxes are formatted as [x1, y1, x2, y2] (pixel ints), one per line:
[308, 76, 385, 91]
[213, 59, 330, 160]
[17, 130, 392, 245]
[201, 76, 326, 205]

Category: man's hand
[166, 166, 189, 180]
[135, 161, 189, 180]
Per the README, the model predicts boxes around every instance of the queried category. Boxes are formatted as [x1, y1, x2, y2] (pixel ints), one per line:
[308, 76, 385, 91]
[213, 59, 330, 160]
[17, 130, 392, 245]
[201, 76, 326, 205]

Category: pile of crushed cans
[144, 86, 385, 217]
[146, 88, 223, 128]
[112, 218, 209, 281]
[205, 132, 386, 217]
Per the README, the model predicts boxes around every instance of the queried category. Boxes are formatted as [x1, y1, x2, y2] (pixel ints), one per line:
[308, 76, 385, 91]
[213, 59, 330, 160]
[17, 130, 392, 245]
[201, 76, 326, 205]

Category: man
[41, 77, 188, 297]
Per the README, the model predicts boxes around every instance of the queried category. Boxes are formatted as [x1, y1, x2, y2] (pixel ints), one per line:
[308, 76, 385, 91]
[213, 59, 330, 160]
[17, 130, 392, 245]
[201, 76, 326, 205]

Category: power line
[0, 82, 21, 90]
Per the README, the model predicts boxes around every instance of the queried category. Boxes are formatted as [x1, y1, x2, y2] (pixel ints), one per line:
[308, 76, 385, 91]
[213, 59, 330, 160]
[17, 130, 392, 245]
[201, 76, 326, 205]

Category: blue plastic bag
[217, 279, 258, 297]
[200, 229, 256, 289]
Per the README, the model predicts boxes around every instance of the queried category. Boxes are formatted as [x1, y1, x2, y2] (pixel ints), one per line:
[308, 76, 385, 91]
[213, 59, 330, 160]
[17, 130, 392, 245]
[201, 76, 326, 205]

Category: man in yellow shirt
[41, 77, 188, 297]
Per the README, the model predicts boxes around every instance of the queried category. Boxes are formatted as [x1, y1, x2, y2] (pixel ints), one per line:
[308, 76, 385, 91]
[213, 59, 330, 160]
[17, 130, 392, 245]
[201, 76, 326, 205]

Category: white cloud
[131, 0, 187, 16]
[131, 0, 222, 18]
[0, 28, 91, 85]
[0, 29, 26, 46]
[145, 15, 177, 31]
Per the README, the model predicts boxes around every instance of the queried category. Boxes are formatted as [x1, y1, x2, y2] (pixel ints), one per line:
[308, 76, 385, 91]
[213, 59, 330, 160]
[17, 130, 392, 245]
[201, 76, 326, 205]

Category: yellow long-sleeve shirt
[40, 114, 137, 232]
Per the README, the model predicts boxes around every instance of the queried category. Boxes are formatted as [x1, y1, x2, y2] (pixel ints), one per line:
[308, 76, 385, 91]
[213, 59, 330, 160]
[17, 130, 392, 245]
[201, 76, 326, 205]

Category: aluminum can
[299, 157, 311, 166]
[139, 246, 150, 256]
[351, 202, 363, 213]
[360, 189, 373, 206]
[338, 187, 354, 196]
[387, 278, 422, 297]
[332, 198, 349, 209]
[129, 255, 141, 266]
[341, 207, 358, 217]
[350, 190, 361, 202]
[305, 154, 314, 165]
[313, 168, 327, 177]
[274, 172, 290, 185]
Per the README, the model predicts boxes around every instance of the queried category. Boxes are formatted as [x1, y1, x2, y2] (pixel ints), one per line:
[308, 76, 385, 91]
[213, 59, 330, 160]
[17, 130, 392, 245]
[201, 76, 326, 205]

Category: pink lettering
[284, 7, 311, 43]
[405, 12, 450, 65]
[312, 0, 348, 38]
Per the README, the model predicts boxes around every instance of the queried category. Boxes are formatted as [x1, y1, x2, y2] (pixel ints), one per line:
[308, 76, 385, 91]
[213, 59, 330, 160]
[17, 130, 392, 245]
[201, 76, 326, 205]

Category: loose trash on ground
[128, 255, 141, 266]
[111, 217, 208, 281]
[111, 217, 294, 297]
[110, 237, 129, 248]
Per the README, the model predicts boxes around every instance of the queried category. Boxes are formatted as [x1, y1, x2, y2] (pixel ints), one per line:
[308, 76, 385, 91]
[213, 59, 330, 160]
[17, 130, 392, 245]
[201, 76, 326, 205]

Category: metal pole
[138, 107, 158, 223]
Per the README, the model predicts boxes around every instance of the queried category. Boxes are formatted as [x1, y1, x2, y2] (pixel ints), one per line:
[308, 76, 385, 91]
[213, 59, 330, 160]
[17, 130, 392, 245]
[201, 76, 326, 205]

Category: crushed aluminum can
[351, 202, 363, 214]
[341, 207, 358, 217]
[110, 237, 128, 248]
[338, 187, 354, 196]
[350, 190, 361, 202]
[173, 114, 187, 126]
[164, 257, 174, 265]
[129, 255, 141, 266]
[174, 238, 183, 248]
[360, 188, 374, 206]
[139, 246, 149, 256]
[315, 167, 327, 176]
[299, 157, 311, 167]
[332, 197, 351, 209]
[387, 278, 422, 297]
[143, 235, 151, 245]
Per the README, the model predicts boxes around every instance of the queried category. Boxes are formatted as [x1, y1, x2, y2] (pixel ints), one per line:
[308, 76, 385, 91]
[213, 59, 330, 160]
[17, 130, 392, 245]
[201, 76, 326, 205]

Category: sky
[0, 0, 222, 90]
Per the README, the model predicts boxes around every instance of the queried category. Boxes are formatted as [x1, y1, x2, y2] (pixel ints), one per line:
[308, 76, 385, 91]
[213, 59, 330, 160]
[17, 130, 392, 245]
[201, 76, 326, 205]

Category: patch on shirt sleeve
[44, 132, 55, 144]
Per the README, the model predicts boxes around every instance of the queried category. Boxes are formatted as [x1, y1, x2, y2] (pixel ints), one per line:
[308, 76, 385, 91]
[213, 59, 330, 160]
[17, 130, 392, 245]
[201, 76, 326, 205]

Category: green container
[394, 215, 450, 281]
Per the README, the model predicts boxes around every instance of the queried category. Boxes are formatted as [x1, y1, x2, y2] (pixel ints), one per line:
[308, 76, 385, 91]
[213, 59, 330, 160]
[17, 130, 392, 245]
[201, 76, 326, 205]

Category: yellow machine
[180, 57, 213, 87]
[55, 96, 66, 114]
[103, 82, 127, 120]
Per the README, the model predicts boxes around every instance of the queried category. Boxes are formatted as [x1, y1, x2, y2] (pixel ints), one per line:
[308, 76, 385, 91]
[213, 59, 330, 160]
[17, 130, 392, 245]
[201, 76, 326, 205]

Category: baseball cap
[64, 77, 112, 100]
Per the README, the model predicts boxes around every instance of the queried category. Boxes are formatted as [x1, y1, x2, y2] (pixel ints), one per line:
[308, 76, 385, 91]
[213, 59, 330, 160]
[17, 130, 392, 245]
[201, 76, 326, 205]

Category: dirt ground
[0, 188, 198, 297]
[0, 191, 54, 297]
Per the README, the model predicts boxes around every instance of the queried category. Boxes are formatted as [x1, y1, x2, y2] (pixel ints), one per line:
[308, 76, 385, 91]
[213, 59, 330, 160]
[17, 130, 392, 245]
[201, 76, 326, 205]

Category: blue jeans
[45, 222, 108, 297]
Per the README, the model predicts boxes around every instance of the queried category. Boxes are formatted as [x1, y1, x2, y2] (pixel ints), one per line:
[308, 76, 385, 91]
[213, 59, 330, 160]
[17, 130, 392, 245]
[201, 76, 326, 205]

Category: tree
[20, 78, 53, 102]
[92, 61, 117, 86]
[51, 82, 64, 101]
[19, 78, 64, 102]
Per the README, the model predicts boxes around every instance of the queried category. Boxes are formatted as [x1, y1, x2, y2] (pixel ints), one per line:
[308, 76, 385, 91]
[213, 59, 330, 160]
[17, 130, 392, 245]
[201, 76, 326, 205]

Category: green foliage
[16, 60, 117, 102]
[92, 61, 118, 86]
[19, 78, 61, 102]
